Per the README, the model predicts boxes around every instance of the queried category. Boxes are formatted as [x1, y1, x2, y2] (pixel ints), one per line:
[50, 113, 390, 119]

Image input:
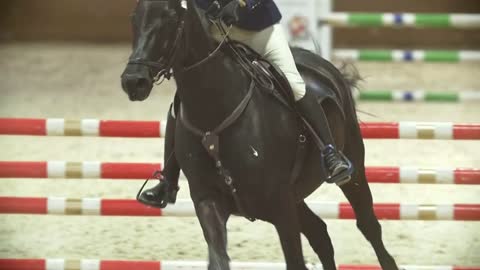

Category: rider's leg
[211, 24, 352, 184]
[138, 100, 181, 208]
[297, 89, 352, 184]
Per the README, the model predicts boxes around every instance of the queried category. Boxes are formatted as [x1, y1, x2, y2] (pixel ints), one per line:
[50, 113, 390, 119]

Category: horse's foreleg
[340, 168, 399, 270]
[195, 199, 230, 270]
[297, 202, 336, 270]
[272, 195, 308, 270]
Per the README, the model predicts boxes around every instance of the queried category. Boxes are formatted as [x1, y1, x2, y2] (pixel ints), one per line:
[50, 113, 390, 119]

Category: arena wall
[1, 0, 479, 48]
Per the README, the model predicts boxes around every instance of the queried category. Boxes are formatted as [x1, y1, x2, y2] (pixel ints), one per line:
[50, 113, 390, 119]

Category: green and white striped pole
[334, 49, 480, 62]
[320, 13, 480, 28]
[355, 90, 480, 102]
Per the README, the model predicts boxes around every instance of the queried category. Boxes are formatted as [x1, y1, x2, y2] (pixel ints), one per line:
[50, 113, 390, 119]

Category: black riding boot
[296, 92, 353, 186]
[137, 102, 181, 208]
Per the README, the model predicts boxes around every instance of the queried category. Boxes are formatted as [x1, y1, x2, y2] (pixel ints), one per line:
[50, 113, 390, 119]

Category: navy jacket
[196, 0, 282, 31]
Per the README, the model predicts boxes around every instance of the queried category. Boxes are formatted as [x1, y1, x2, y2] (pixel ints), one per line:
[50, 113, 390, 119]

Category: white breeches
[210, 23, 307, 101]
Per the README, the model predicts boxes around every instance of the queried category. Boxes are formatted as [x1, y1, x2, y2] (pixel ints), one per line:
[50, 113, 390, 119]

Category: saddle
[225, 41, 345, 120]
[224, 41, 298, 110]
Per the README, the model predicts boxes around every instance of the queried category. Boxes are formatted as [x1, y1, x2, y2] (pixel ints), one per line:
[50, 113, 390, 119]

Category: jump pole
[0, 259, 479, 270]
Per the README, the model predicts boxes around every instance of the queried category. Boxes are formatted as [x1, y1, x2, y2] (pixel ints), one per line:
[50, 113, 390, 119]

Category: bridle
[128, 14, 186, 84]
[127, 8, 232, 85]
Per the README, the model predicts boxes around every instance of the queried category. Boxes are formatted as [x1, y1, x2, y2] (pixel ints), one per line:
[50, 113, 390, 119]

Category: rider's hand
[220, 0, 241, 25]
[206, 1, 221, 18]
[207, 0, 242, 25]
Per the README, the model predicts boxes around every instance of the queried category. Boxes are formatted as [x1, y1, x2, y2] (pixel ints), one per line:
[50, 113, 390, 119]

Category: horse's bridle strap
[127, 18, 185, 82]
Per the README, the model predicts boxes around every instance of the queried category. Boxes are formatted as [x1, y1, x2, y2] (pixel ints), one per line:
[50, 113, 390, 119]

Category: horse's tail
[336, 61, 362, 117]
[337, 61, 362, 96]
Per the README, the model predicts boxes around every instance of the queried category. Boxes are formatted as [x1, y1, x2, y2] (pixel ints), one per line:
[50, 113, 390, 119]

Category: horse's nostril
[121, 74, 152, 101]
[136, 78, 151, 90]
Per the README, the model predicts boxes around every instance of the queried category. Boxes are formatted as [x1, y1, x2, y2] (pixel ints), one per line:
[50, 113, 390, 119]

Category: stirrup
[136, 170, 178, 208]
[325, 151, 354, 186]
[137, 194, 169, 209]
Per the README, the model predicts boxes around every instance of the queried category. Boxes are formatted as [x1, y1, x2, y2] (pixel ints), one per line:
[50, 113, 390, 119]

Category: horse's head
[121, 0, 183, 101]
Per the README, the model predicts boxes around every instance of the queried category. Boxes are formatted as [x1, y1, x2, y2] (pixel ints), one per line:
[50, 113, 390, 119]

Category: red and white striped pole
[0, 197, 478, 221]
[0, 259, 478, 270]
[2, 118, 479, 140]
[1, 161, 479, 185]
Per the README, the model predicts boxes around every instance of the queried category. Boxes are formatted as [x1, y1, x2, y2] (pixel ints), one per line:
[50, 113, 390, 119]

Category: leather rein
[127, 14, 231, 85]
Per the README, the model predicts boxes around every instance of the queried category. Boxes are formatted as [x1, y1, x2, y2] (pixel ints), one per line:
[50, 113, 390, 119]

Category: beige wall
[0, 0, 136, 42]
[1, 0, 479, 48]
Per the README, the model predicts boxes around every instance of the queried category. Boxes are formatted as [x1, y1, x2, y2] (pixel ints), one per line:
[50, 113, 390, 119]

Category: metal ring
[299, 134, 307, 143]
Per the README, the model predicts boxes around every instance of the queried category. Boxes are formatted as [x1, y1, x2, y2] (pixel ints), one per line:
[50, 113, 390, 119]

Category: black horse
[121, 0, 398, 269]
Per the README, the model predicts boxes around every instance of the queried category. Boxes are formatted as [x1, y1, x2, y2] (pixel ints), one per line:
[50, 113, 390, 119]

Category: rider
[138, 0, 353, 207]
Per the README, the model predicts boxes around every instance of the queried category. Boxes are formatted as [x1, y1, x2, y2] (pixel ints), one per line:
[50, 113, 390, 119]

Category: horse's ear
[168, 0, 182, 11]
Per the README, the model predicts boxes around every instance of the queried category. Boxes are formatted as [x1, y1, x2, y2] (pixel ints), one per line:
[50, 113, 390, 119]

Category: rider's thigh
[210, 23, 306, 100]
[248, 24, 306, 100]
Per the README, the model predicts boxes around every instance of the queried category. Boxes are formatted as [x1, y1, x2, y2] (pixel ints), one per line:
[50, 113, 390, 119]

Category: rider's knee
[290, 80, 306, 101]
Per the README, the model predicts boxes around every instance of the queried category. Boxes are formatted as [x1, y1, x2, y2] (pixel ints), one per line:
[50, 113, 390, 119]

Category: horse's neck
[183, 0, 212, 67]
[175, 58, 250, 131]
[174, 2, 251, 130]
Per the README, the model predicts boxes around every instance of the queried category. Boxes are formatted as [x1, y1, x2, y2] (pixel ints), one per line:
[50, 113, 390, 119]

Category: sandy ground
[0, 43, 479, 266]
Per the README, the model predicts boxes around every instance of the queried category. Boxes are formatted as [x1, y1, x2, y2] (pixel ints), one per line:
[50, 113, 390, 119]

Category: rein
[183, 22, 233, 72]
[128, 15, 232, 84]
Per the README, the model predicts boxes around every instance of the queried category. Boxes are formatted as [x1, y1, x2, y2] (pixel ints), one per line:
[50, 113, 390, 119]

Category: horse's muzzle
[121, 73, 154, 101]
